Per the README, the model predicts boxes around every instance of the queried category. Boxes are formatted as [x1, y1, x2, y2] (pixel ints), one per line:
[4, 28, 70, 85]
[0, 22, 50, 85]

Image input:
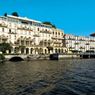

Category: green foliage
[4, 13, 7, 17]
[43, 22, 56, 28]
[52, 25, 56, 28]
[0, 54, 5, 60]
[43, 22, 52, 25]
[11, 12, 19, 17]
[0, 43, 12, 54]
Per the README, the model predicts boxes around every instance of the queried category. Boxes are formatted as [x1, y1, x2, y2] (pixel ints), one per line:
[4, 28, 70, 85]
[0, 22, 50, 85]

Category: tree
[0, 43, 12, 54]
[43, 22, 56, 28]
[43, 22, 52, 25]
[52, 25, 56, 28]
[4, 13, 7, 17]
[11, 12, 19, 17]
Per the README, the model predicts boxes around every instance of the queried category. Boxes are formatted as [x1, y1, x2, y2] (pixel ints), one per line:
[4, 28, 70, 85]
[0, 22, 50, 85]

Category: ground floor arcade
[7, 46, 66, 55]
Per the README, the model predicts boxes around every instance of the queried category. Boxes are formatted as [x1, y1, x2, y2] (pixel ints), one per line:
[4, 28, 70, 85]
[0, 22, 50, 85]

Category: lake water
[0, 59, 95, 95]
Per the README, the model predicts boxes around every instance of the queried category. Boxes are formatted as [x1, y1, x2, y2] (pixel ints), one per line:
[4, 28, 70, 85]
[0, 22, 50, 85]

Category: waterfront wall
[49, 53, 80, 60]
[4, 53, 95, 61]
[59, 54, 80, 59]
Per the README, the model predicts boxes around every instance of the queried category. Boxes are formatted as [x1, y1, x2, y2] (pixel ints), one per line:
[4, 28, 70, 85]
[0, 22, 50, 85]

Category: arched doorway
[35, 48, 39, 54]
[61, 49, 63, 53]
[26, 48, 29, 54]
[55, 49, 57, 53]
[31, 48, 33, 54]
[21, 48, 24, 54]
[39, 48, 43, 54]
[58, 49, 60, 53]
[15, 47, 19, 54]
[45, 49, 47, 54]
[9, 49, 11, 54]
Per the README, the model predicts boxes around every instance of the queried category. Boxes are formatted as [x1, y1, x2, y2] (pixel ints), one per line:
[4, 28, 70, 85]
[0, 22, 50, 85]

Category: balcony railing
[85, 43, 89, 45]
[80, 47, 85, 49]
[40, 30, 51, 34]
[33, 34, 40, 37]
[8, 31, 17, 34]
[0, 23, 7, 28]
[52, 36, 64, 40]
[74, 42, 79, 45]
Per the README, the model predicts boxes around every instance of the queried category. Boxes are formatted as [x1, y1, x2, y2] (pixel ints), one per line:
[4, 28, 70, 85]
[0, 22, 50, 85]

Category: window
[29, 31, 31, 35]
[53, 31, 54, 34]
[2, 28, 4, 32]
[38, 28, 39, 31]
[9, 23, 11, 27]
[45, 29, 47, 31]
[9, 29, 11, 33]
[56, 32, 57, 35]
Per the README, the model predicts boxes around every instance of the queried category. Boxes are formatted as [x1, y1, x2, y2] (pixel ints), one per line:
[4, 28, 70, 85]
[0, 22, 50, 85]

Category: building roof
[7, 15, 41, 23]
[0, 15, 59, 29]
[7, 15, 52, 28]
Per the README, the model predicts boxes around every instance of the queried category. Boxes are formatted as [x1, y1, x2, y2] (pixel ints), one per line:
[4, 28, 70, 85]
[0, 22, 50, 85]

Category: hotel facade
[64, 34, 95, 53]
[0, 15, 65, 54]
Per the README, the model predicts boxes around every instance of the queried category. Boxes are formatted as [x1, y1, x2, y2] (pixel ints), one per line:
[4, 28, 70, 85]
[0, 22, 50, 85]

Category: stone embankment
[3, 54, 81, 61]
[27, 54, 49, 61]
[27, 53, 80, 61]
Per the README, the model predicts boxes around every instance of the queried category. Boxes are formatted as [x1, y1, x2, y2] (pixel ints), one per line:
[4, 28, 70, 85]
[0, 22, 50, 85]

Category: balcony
[8, 31, 16, 34]
[52, 36, 64, 40]
[80, 47, 85, 49]
[69, 47, 75, 50]
[74, 42, 79, 45]
[79, 39, 85, 41]
[17, 36, 32, 41]
[53, 41, 61, 44]
[39, 40, 52, 47]
[1, 35, 8, 39]
[40, 30, 51, 34]
[0, 35, 8, 43]
[14, 41, 20, 45]
[90, 47, 95, 49]
[18, 27, 32, 31]
[85, 43, 90, 45]
[17, 25, 32, 31]
[67, 37, 76, 40]
[90, 40, 95, 42]
[0, 23, 7, 28]
[33, 34, 40, 37]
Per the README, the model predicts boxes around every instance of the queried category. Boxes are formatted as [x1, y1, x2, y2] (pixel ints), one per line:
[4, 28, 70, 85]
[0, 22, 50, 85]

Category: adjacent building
[64, 34, 95, 53]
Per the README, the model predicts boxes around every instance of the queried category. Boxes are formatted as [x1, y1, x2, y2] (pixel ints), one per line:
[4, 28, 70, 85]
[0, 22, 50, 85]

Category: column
[18, 48, 21, 54]
[32, 48, 35, 54]
[24, 48, 26, 54]
[11, 47, 15, 54]
[29, 48, 31, 55]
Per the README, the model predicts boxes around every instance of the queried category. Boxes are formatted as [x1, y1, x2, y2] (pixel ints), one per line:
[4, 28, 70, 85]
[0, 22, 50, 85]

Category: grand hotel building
[0, 15, 65, 54]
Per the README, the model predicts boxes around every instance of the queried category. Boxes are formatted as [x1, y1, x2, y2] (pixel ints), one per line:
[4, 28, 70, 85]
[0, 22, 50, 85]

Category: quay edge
[49, 53, 80, 60]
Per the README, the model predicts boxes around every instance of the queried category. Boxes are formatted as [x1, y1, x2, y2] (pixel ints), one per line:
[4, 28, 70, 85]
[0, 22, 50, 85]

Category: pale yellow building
[0, 15, 65, 54]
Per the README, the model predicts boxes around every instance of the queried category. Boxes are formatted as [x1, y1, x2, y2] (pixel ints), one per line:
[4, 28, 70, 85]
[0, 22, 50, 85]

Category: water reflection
[0, 59, 95, 95]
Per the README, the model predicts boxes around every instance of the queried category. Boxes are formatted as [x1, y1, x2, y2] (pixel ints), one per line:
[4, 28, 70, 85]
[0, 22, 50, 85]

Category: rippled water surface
[0, 59, 95, 95]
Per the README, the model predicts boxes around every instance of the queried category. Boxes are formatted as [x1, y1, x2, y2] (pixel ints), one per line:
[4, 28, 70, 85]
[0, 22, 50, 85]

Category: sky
[0, 0, 95, 36]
